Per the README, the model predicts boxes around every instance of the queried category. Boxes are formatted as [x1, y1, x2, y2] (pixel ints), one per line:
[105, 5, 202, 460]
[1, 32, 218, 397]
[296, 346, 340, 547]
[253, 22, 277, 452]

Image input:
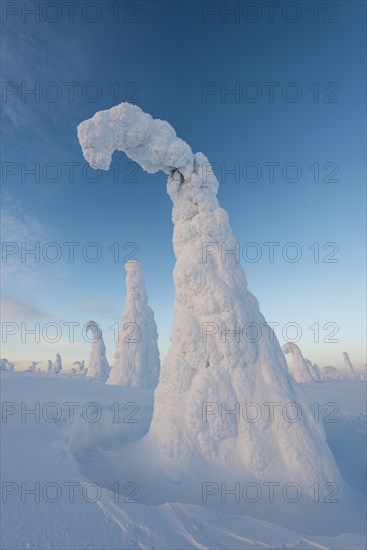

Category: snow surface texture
[78, 102, 341, 488]
[323, 366, 341, 380]
[282, 342, 314, 383]
[85, 321, 110, 380]
[343, 351, 358, 380]
[107, 260, 160, 388]
[2, 372, 365, 550]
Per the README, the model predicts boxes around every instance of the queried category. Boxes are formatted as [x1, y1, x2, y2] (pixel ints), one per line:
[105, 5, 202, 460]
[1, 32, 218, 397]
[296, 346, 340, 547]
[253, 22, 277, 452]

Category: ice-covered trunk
[78, 102, 341, 489]
[282, 342, 314, 384]
[107, 261, 160, 388]
[85, 321, 110, 380]
[343, 351, 357, 380]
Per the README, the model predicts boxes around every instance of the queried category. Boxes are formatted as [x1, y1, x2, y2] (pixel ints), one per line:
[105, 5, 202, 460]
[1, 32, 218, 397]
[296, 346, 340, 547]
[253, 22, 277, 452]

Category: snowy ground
[1, 371, 366, 549]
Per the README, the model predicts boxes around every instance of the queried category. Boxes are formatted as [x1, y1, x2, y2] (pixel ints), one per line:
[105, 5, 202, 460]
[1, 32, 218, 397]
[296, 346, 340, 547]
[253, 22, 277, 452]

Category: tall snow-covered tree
[107, 261, 160, 388]
[78, 102, 341, 488]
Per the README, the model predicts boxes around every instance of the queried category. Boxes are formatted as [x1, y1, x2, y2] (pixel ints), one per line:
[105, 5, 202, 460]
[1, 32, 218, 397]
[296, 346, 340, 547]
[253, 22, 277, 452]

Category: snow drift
[107, 260, 160, 388]
[78, 102, 341, 489]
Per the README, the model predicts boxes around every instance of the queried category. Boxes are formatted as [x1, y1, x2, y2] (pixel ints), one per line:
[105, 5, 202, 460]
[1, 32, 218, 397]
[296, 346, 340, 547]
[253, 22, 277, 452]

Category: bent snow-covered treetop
[78, 103, 194, 178]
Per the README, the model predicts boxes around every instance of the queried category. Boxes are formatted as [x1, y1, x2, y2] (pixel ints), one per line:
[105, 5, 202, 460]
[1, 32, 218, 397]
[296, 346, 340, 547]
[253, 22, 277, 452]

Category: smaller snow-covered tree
[72, 361, 85, 374]
[282, 342, 314, 383]
[28, 361, 38, 372]
[343, 351, 358, 380]
[0, 358, 8, 371]
[323, 366, 341, 380]
[53, 354, 62, 374]
[309, 363, 322, 380]
[85, 321, 110, 380]
[107, 260, 160, 388]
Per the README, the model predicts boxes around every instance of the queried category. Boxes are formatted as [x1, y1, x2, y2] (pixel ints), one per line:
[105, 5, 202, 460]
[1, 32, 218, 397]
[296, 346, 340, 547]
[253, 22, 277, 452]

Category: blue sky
[1, 1, 366, 371]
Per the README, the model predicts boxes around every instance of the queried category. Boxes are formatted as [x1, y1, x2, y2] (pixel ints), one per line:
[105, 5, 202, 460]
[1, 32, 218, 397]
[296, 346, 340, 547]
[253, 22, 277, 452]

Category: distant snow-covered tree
[343, 351, 358, 380]
[282, 342, 314, 383]
[85, 321, 110, 380]
[323, 366, 341, 380]
[106, 261, 160, 388]
[53, 354, 62, 374]
[28, 361, 38, 372]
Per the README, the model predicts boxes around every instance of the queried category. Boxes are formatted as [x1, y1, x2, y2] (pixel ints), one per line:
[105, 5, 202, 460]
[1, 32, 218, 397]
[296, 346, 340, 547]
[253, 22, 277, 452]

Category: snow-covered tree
[311, 363, 322, 380]
[78, 102, 341, 488]
[304, 359, 321, 381]
[343, 351, 357, 380]
[323, 366, 341, 380]
[0, 359, 14, 372]
[85, 321, 110, 380]
[53, 354, 62, 374]
[28, 361, 38, 373]
[47, 360, 53, 373]
[282, 343, 314, 383]
[107, 261, 160, 388]
[72, 361, 85, 374]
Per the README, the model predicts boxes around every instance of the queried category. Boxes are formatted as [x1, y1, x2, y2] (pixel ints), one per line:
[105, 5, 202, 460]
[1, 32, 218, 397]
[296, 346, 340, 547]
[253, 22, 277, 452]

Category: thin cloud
[76, 298, 120, 321]
[0, 192, 52, 287]
[0, 296, 50, 320]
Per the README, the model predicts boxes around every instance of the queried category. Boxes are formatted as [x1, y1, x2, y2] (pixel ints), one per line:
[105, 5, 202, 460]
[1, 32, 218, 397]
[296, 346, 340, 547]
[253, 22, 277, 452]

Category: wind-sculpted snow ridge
[107, 260, 160, 388]
[85, 321, 110, 380]
[343, 351, 358, 380]
[282, 342, 314, 384]
[78, 103, 342, 489]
